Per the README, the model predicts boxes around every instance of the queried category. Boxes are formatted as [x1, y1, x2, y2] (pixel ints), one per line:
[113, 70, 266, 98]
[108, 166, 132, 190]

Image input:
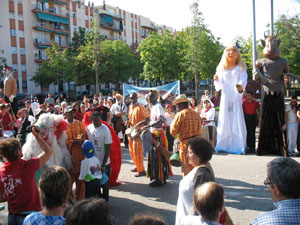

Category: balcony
[141, 24, 157, 32]
[32, 6, 69, 24]
[33, 22, 70, 35]
[100, 21, 123, 32]
[98, 8, 122, 20]
[33, 39, 69, 49]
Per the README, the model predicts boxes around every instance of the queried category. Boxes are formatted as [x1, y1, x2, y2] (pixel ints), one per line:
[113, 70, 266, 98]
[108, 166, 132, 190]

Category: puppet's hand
[9, 95, 14, 103]
[213, 74, 218, 81]
[236, 84, 243, 93]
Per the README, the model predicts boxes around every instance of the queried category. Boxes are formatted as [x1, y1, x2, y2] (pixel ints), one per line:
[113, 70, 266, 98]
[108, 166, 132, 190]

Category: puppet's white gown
[214, 65, 247, 154]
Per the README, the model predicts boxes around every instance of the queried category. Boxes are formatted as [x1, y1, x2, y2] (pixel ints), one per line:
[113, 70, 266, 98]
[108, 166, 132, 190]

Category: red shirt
[243, 99, 259, 115]
[0, 158, 41, 213]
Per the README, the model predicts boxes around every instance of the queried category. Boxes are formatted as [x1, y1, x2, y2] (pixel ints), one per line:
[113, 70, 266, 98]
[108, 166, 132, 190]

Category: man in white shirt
[283, 95, 299, 156]
[86, 111, 112, 201]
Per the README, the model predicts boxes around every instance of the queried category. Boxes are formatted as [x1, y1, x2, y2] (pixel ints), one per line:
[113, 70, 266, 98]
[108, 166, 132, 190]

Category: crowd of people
[0, 42, 300, 225]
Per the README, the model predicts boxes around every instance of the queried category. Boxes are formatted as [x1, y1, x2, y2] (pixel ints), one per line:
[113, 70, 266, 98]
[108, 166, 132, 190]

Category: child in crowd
[15, 109, 27, 132]
[179, 182, 225, 225]
[0, 127, 52, 225]
[129, 213, 166, 225]
[65, 198, 113, 225]
[79, 140, 103, 199]
[23, 166, 71, 225]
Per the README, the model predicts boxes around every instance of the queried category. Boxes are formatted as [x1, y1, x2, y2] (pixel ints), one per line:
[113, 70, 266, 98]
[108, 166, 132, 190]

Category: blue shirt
[251, 199, 300, 225]
[23, 212, 65, 225]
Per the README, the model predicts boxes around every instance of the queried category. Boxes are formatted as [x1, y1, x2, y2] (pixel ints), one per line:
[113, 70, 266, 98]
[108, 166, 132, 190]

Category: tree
[186, 0, 223, 99]
[137, 31, 185, 82]
[101, 40, 138, 89]
[32, 43, 75, 92]
[0, 48, 7, 77]
[274, 14, 300, 76]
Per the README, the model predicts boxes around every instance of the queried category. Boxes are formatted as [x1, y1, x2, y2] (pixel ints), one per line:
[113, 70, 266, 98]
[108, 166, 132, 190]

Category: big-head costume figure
[2, 66, 18, 116]
[255, 33, 289, 156]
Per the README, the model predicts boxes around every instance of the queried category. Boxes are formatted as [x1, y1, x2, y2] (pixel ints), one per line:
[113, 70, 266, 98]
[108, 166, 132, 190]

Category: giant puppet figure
[22, 113, 71, 183]
[255, 33, 297, 156]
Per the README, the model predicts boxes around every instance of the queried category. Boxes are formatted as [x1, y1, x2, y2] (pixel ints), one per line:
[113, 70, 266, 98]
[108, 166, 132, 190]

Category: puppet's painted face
[226, 47, 238, 64]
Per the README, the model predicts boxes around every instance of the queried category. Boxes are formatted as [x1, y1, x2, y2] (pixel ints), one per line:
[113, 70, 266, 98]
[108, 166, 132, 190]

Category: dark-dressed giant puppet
[255, 32, 300, 156]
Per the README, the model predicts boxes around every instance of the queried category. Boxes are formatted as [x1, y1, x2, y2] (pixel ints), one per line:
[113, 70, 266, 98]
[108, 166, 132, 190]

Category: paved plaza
[0, 147, 299, 225]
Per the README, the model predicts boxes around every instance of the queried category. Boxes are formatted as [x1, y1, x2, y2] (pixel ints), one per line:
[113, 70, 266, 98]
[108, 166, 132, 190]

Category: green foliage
[274, 14, 300, 75]
[137, 31, 188, 81]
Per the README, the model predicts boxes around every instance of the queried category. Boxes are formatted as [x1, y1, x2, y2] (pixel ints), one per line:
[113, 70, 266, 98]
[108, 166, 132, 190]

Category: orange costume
[128, 103, 150, 173]
[66, 119, 87, 201]
[170, 108, 202, 176]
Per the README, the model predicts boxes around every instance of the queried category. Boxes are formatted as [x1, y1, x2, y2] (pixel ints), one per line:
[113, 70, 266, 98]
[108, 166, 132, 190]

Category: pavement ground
[1, 146, 300, 225]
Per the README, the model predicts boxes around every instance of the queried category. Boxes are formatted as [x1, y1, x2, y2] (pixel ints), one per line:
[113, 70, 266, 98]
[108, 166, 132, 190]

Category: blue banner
[123, 81, 180, 106]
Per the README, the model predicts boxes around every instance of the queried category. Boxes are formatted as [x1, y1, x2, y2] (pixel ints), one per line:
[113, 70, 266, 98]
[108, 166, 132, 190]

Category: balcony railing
[100, 21, 122, 32]
[33, 39, 69, 48]
[32, 4, 69, 20]
[98, 8, 122, 20]
[34, 22, 70, 35]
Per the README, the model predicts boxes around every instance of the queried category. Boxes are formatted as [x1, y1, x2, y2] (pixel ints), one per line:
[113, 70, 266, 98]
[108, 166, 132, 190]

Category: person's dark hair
[246, 91, 254, 96]
[90, 111, 102, 120]
[0, 138, 21, 161]
[291, 95, 298, 100]
[190, 97, 198, 106]
[129, 213, 166, 225]
[187, 137, 213, 163]
[39, 166, 71, 209]
[178, 102, 189, 109]
[267, 157, 300, 198]
[194, 182, 224, 222]
[65, 198, 113, 225]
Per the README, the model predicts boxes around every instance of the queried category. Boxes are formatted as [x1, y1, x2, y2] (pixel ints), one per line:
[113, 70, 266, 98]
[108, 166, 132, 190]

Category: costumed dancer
[22, 113, 71, 184]
[170, 94, 202, 177]
[214, 44, 248, 154]
[127, 92, 150, 177]
[255, 33, 289, 156]
[142, 90, 172, 187]
[2, 66, 18, 116]
[200, 99, 216, 148]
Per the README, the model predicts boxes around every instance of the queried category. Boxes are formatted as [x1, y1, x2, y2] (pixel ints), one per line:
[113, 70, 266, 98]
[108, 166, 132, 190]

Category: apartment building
[0, 0, 173, 95]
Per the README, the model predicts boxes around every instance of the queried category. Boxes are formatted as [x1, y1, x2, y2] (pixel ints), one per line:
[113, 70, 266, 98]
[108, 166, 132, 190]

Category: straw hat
[172, 94, 189, 105]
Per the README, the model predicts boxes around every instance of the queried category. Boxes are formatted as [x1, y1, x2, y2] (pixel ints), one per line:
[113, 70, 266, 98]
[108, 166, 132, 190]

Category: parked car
[33, 93, 47, 104]
[75, 90, 91, 101]
[16, 93, 30, 107]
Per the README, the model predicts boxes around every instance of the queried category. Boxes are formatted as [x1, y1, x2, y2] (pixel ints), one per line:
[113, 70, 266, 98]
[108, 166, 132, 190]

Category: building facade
[0, 0, 173, 95]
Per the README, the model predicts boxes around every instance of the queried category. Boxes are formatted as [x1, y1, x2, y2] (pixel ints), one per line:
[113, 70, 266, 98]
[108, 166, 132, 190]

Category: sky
[89, 0, 300, 46]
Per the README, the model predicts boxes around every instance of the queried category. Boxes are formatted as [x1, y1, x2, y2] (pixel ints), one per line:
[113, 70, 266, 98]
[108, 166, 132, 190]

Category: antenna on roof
[103, 0, 106, 10]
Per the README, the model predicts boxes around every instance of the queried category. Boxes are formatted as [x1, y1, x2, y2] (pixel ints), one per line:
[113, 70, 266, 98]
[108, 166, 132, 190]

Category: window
[9, 12, 15, 19]
[9, 0, 14, 2]
[18, 14, 23, 21]
[17, 0, 22, 3]
[22, 80, 27, 89]
[85, 15, 88, 20]
[73, 25, 77, 31]
[12, 64, 18, 72]
[72, 12, 76, 18]
[20, 47, 25, 55]
[10, 29, 16, 37]
[21, 64, 26, 72]
[11, 47, 17, 54]
[19, 30, 24, 38]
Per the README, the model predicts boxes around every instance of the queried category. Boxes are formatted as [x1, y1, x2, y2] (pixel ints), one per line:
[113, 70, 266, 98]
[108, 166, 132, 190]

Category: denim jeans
[8, 214, 26, 225]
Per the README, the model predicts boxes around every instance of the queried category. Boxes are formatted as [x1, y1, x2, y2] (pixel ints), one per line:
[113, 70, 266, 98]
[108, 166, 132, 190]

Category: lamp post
[252, 0, 257, 80]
